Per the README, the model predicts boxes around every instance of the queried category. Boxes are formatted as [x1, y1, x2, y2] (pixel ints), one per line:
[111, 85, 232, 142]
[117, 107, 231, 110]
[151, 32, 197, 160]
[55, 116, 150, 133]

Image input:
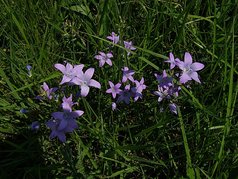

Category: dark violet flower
[165, 52, 179, 69]
[107, 32, 119, 44]
[55, 63, 84, 85]
[20, 108, 28, 114]
[124, 41, 136, 55]
[106, 81, 122, 99]
[169, 103, 177, 115]
[94, 52, 113, 67]
[46, 119, 67, 142]
[26, 65, 32, 77]
[154, 70, 173, 88]
[177, 52, 204, 84]
[122, 67, 135, 83]
[117, 84, 131, 104]
[74, 68, 101, 97]
[42, 82, 57, 100]
[30, 121, 40, 131]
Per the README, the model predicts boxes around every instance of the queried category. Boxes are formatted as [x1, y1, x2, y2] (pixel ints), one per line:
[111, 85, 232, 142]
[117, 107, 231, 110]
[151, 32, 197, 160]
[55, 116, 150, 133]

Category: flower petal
[180, 73, 191, 84]
[58, 119, 68, 131]
[190, 72, 201, 83]
[190, 62, 204, 71]
[52, 112, 64, 120]
[85, 68, 94, 80]
[81, 85, 90, 97]
[89, 79, 101, 89]
[184, 52, 193, 65]
[71, 110, 84, 118]
[54, 64, 65, 73]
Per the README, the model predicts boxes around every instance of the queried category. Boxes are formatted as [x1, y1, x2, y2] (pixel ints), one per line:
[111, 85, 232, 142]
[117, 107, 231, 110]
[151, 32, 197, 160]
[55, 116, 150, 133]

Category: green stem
[177, 107, 195, 178]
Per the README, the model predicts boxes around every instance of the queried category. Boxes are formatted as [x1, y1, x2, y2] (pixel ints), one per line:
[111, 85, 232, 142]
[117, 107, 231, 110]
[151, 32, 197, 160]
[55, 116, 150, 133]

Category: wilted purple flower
[154, 70, 173, 88]
[107, 32, 119, 44]
[165, 52, 179, 69]
[169, 103, 177, 115]
[117, 84, 131, 104]
[30, 121, 40, 131]
[42, 82, 57, 100]
[122, 67, 135, 83]
[55, 63, 84, 85]
[176, 52, 204, 84]
[106, 81, 122, 98]
[124, 41, 136, 55]
[74, 68, 101, 97]
[154, 86, 171, 102]
[94, 52, 113, 67]
[26, 65, 32, 77]
[112, 102, 117, 111]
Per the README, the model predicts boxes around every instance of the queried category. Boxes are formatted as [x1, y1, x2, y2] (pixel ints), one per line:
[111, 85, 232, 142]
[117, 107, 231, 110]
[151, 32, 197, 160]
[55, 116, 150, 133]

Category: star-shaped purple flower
[154, 86, 171, 102]
[106, 81, 122, 99]
[124, 41, 136, 55]
[94, 52, 113, 67]
[165, 52, 179, 69]
[55, 63, 84, 85]
[74, 68, 101, 97]
[117, 84, 131, 104]
[42, 82, 57, 100]
[122, 67, 135, 83]
[177, 52, 204, 84]
[154, 70, 173, 88]
[107, 32, 119, 44]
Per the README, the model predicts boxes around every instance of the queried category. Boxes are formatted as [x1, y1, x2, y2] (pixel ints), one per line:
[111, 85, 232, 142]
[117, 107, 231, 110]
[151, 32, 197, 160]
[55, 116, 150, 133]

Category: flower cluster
[154, 52, 204, 114]
[106, 67, 146, 110]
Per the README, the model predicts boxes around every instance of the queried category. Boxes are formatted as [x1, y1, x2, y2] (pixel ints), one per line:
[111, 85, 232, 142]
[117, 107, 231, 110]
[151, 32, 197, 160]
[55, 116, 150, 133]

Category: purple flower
[26, 65, 32, 77]
[74, 68, 101, 97]
[154, 70, 173, 88]
[169, 103, 177, 115]
[117, 84, 131, 104]
[132, 77, 146, 101]
[107, 32, 119, 44]
[106, 81, 122, 99]
[122, 67, 135, 83]
[55, 63, 84, 85]
[154, 86, 171, 102]
[30, 121, 40, 131]
[112, 102, 117, 111]
[94, 52, 113, 67]
[62, 94, 77, 111]
[124, 41, 136, 55]
[42, 82, 57, 100]
[177, 52, 204, 84]
[46, 119, 67, 142]
[20, 108, 28, 114]
[165, 52, 179, 69]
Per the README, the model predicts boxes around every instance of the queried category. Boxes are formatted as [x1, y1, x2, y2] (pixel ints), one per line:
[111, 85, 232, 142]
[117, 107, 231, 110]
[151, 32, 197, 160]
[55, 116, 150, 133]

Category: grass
[0, 0, 238, 178]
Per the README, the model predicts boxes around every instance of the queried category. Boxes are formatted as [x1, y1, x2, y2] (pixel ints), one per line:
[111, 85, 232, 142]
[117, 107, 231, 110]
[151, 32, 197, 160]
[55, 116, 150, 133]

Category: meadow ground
[0, 0, 238, 178]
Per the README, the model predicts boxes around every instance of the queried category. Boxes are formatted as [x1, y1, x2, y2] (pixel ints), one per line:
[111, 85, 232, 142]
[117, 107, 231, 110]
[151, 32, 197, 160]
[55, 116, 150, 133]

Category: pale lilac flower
[62, 94, 77, 111]
[134, 77, 146, 93]
[26, 65, 32, 77]
[55, 63, 84, 85]
[154, 70, 173, 88]
[42, 82, 57, 100]
[169, 103, 177, 115]
[177, 52, 204, 84]
[165, 52, 179, 69]
[154, 86, 171, 102]
[74, 68, 101, 97]
[117, 84, 131, 104]
[106, 81, 122, 99]
[112, 102, 117, 111]
[30, 121, 40, 131]
[122, 67, 135, 82]
[94, 52, 113, 67]
[124, 41, 136, 55]
[107, 32, 119, 44]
